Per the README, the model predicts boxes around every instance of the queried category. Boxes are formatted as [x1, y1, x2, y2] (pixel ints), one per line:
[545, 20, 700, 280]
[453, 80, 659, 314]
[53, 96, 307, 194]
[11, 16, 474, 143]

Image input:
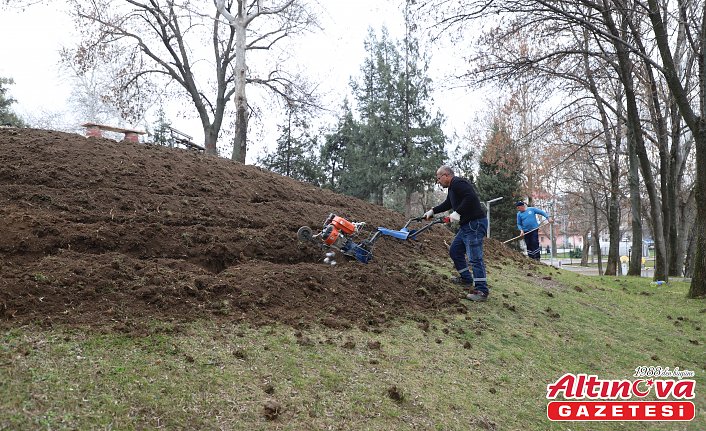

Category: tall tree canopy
[475, 116, 524, 243]
[328, 27, 446, 213]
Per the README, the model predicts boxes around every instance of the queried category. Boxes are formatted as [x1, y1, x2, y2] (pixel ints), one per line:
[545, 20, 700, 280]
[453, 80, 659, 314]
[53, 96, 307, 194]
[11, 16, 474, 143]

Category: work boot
[466, 289, 489, 302]
[449, 276, 473, 286]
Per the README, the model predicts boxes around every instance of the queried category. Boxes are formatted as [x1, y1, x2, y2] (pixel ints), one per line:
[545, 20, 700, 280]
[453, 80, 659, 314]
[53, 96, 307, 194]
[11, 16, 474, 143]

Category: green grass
[1, 262, 704, 430]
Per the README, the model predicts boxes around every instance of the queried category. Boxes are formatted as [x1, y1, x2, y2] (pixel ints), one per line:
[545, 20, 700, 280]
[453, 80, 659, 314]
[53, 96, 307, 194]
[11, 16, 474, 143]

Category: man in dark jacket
[424, 165, 489, 302]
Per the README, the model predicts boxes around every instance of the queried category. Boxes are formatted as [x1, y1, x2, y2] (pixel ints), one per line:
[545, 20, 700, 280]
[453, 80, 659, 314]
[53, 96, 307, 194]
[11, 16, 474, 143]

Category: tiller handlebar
[297, 213, 449, 264]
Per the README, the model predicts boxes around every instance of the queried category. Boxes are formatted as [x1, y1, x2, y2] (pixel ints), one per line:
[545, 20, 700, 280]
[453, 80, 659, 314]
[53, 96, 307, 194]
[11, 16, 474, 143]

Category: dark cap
[515, 201, 526, 207]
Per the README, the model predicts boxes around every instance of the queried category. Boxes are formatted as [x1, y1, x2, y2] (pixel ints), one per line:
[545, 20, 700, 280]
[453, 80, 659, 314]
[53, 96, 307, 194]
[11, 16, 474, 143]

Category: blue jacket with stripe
[516, 207, 550, 231]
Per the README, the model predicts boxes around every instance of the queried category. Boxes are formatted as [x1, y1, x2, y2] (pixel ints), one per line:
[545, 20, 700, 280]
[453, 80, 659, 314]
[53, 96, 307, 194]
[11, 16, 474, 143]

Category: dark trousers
[524, 229, 541, 260]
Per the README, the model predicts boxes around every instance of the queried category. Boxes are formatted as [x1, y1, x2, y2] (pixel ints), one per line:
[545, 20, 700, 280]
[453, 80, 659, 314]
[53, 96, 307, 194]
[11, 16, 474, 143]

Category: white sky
[0, 1, 482, 163]
[0, 3, 75, 115]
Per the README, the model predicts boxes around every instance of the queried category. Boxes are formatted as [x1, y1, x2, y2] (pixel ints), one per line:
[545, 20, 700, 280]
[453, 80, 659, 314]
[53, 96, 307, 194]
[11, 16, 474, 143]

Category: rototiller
[297, 213, 450, 264]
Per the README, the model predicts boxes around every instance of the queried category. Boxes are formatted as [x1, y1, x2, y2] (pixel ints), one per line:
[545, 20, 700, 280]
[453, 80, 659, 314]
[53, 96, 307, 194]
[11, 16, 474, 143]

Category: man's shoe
[466, 290, 489, 302]
[450, 276, 473, 286]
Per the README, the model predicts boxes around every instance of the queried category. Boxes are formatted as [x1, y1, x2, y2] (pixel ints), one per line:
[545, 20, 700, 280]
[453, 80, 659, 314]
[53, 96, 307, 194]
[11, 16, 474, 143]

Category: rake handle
[502, 221, 548, 244]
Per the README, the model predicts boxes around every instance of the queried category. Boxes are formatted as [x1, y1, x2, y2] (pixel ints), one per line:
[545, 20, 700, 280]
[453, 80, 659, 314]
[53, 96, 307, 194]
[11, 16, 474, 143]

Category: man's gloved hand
[423, 209, 434, 220]
[449, 211, 461, 222]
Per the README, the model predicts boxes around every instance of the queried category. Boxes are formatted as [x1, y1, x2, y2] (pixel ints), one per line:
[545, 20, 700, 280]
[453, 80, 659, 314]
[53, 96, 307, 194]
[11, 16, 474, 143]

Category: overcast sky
[0, 3, 75, 115]
[0, 1, 481, 162]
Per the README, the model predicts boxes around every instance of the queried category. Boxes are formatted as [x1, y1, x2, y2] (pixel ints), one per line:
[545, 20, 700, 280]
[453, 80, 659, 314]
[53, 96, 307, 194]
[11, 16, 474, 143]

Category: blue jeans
[449, 217, 488, 293]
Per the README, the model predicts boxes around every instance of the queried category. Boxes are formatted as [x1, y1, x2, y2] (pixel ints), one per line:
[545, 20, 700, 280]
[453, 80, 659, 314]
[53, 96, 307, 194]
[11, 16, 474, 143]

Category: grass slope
[2, 261, 704, 430]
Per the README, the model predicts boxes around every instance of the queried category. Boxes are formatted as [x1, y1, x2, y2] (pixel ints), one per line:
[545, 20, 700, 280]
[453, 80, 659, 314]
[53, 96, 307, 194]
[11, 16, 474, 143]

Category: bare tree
[414, 0, 705, 296]
[643, 0, 706, 297]
[451, 17, 629, 275]
[60, 41, 139, 127]
[66, 0, 317, 159]
[66, 0, 242, 155]
[1, 1, 44, 10]
[214, 0, 319, 162]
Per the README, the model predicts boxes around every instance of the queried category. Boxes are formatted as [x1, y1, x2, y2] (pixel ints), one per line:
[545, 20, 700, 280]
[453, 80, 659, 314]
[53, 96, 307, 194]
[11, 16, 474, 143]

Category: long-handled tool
[298, 213, 450, 264]
[502, 221, 548, 244]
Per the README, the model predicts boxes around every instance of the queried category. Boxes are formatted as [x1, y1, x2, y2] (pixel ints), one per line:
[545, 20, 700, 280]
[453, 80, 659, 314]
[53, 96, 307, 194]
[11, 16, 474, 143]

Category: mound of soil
[0, 128, 525, 331]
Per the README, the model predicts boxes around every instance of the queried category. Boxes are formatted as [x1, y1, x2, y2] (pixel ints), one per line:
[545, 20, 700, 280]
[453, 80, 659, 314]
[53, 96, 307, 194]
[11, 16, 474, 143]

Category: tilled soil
[0, 128, 528, 332]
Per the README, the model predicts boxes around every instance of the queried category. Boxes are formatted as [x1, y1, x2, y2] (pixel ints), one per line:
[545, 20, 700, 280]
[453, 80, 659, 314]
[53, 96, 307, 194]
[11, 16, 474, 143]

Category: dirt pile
[0, 128, 527, 331]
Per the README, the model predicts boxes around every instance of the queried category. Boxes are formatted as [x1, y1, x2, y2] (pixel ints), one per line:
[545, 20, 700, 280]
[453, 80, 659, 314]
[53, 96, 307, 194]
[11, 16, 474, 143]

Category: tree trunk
[636, 21, 681, 278]
[404, 187, 413, 217]
[628, 141, 643, 276]
[661, 0, 690, 277]
[687, 126, 706, 297]
[684, 221, 697, 278]
[627, 90, 668, 280]
[594, 230, 603, 275]
[667, 145, 683, 276]
[652, 80, 679, 278]
[371, 187, 384, 207]
[603, 92, 622, 277]
[580, 231, 589, 266]
[605, 167, 621, 276]
[231, 8, 248, 163]
[286, 111, 292, 176]
[676, 189, 696, 277]
[204, 127, 219, 155]
[644, 0, 704, 295]
[602, 9, 668, 280]
[591, 191, 603, 275]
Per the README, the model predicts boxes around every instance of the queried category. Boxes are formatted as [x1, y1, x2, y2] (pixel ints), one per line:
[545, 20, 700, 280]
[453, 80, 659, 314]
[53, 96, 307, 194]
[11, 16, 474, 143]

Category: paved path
[550, 260, 692, 282]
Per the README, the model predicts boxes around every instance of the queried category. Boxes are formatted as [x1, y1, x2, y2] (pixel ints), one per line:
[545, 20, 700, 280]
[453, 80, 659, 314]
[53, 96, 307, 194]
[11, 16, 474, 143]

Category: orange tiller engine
[322, 215, 357, 249]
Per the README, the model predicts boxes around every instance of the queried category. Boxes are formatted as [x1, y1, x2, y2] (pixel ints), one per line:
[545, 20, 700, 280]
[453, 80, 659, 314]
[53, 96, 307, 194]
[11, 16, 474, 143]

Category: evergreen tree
[0, 78, 26, 127]
[320, 100, 360, 191]
[344, 27, 447, 211]
[476, 121, 524, 243]
[151, 107, 172, 147]
[451, 140, 480, 181]
[393, 12, 447, 215]
[349, 27, 399, 205]
[258, 105, 323, 185]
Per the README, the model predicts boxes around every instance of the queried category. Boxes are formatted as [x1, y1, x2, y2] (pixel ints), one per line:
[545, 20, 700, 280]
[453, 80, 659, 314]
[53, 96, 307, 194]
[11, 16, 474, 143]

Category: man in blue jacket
[424, 165, 489, 302]
[515, 201, 553, 261]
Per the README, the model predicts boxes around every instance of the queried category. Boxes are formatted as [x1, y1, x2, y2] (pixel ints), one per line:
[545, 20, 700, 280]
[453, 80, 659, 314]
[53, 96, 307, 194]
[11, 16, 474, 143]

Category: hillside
[0, 128, 527, 331]
[3, 128, 705, 430]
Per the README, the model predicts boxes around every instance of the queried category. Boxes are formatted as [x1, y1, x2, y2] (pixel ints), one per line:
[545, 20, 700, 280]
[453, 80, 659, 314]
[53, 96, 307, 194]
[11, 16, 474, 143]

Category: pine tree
[151, 107, 172, 147]
[349, 27, 399, 205]
[320, 101, 360, 191]
[393, 12, 447, 215]
[345, 27, 447, 211]
[258, 105, 323, 185]
[476, 121, 524, 243]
